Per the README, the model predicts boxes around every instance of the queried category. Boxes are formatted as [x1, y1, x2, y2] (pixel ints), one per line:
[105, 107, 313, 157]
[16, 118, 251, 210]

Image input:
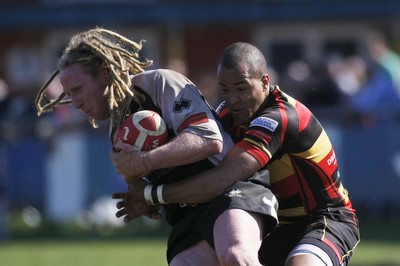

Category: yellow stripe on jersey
[243, 137, 272, 159]
[286, 93, 297, 107]
[292, 129, 332, 163]
[278, 206, 306, 218]
[268, 154, 294, 182]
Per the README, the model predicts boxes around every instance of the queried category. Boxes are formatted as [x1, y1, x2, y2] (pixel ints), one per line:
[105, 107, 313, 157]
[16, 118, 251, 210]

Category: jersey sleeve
[237, 112, 284, 167]
[132, 69, 223, 142]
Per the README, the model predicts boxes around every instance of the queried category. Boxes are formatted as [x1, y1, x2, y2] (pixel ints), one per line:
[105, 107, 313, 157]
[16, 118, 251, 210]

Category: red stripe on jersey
[323, 237, 343, 264]
[273, 89, 288, 143]
[319, 148, 338, 177]
[294, 155, 341, 208]
[292, 160, 317, 211]
[218, 106, 230, 118]
[237, 140, 269, 166]
[247, 129, 273, 144]
[272, 174, 300, 198]
[177, 112, 209, 133]
[295, 101, 312, 132]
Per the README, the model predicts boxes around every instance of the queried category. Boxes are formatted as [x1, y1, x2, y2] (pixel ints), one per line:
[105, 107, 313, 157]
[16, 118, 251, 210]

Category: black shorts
[259, 213, 360, 266]
[165, 180, 278, 263]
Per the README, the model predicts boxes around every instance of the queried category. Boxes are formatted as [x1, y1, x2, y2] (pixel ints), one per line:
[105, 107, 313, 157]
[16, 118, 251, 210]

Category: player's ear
[261, 74, 269, 90]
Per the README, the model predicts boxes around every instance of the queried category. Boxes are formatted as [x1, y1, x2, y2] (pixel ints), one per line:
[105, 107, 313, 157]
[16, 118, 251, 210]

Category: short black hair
[218, 42, 267, 79]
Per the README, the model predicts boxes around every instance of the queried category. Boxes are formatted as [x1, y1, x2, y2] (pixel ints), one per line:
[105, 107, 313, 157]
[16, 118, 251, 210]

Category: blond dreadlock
[35, 27, 153, 127]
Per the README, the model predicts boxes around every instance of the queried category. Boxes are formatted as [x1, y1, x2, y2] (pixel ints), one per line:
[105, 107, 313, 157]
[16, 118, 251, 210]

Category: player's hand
[110, 141, 153, 181]
[112, 183, 161, 223]
[127, 179, 147, 201]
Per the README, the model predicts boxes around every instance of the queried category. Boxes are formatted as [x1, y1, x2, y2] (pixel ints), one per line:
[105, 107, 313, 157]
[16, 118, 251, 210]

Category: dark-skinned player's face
[217, 63, 269, 125]
[60, 63, 110, 121]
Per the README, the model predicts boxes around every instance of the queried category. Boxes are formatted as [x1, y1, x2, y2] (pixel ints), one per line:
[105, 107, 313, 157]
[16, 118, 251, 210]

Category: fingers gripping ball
[114, 110, 168, 151]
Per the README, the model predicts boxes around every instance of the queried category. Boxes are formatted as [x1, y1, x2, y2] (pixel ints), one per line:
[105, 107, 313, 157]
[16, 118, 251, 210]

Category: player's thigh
[170, 240, 219, 266]
[286, 254, 328, 266]
[213, 208, 263, 253]
[285, 243, 333, 266]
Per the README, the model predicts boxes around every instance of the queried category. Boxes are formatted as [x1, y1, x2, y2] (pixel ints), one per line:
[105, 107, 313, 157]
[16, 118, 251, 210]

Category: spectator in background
[343, 32, 400, 125]
[324, 54, 367, 109]
[280, 60, 314, 104]
[280, 59, 343, 111]
[367, 31, 400, 96]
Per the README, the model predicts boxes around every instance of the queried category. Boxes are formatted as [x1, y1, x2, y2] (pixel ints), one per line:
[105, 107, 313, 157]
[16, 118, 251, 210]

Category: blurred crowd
[1, 31, 399, 143]
[279, 31, 400, 126]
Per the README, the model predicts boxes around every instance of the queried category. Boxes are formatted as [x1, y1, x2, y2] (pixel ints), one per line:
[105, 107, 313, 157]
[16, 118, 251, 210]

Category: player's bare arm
[124, 144, 262, 204]
[114, 145, 263, 223]
[163, 145, 262, 203]
[110, 131, 222, 180]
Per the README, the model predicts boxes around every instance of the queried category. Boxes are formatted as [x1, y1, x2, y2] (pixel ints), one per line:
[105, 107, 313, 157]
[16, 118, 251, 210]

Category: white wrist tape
[144, 185, 154, 205]
[157, 184, 166, 204]
[144, 184, 166, 205]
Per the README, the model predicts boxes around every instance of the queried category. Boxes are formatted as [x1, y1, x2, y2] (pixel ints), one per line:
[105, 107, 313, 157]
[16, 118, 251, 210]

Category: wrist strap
[144, 185, 154, 205]
[151, 185, 159, 204]
[144, 184, 166, 205]
[157, 184, 166, 204]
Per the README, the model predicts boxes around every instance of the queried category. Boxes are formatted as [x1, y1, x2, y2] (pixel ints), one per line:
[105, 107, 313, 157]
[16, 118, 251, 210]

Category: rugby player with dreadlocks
[35, 28, 278, 266]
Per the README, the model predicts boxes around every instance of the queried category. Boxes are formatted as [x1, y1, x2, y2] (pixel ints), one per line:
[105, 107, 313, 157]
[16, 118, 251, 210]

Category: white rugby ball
[113, 110, 168, 151]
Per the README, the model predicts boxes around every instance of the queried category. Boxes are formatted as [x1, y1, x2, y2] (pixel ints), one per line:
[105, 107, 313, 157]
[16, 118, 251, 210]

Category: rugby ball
[113, 110, 168, 151]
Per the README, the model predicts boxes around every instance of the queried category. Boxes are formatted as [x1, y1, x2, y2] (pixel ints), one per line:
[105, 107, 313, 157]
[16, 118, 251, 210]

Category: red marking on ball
[113, 110, 168, 151]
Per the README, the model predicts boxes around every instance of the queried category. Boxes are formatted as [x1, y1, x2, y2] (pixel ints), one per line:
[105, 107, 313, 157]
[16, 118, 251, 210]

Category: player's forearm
[147, 131, 222, 170]
[162, 146, 262, 204]
[163, 167, 228, 203]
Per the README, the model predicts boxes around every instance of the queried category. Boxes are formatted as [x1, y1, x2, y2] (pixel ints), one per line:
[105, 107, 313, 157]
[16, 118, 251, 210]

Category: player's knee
[217, 246, 260, 266]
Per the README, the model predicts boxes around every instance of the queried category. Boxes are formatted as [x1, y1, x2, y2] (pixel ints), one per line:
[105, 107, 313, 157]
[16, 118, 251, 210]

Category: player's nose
[71, 95, 84, 110]
[224, 93, 240, 106]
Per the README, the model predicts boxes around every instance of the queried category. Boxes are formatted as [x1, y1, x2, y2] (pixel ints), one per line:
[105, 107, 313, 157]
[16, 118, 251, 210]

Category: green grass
[0, 238, 168, 266]
[0, 238, 400, 266]
[350, 218, 400, 266]
[351, 241, 400, 266]
[0, 218, 399, 266]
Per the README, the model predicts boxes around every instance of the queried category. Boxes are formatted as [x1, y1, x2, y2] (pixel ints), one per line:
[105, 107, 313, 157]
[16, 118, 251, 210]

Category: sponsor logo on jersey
[228, 189, 243, 198]
[327, 150, 337, 166]
[173, 98, 191, 112]
[262, 195, 278, 219]
[250, 117, 278, 132]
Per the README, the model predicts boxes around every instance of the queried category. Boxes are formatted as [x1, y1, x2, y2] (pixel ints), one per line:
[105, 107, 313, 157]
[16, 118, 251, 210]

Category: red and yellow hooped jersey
[219, 86, 357, 224]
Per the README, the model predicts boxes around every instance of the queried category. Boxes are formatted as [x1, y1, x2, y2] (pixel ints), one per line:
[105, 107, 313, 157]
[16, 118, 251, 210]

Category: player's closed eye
[71, 86, 82, 96]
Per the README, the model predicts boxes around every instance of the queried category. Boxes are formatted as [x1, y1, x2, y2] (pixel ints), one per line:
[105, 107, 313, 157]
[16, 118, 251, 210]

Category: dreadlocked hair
[35, 27, 153, 128]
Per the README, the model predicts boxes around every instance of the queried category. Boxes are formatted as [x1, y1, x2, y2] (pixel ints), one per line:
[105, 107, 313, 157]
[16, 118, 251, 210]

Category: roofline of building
[1, 0, 399, 30]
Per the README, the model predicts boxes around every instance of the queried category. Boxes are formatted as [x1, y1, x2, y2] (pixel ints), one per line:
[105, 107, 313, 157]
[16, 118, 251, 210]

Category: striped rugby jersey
[218, 86, 357, 224]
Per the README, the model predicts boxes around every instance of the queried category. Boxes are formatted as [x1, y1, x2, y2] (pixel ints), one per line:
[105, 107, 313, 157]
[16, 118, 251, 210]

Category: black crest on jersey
[173, 98, 191, 113]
